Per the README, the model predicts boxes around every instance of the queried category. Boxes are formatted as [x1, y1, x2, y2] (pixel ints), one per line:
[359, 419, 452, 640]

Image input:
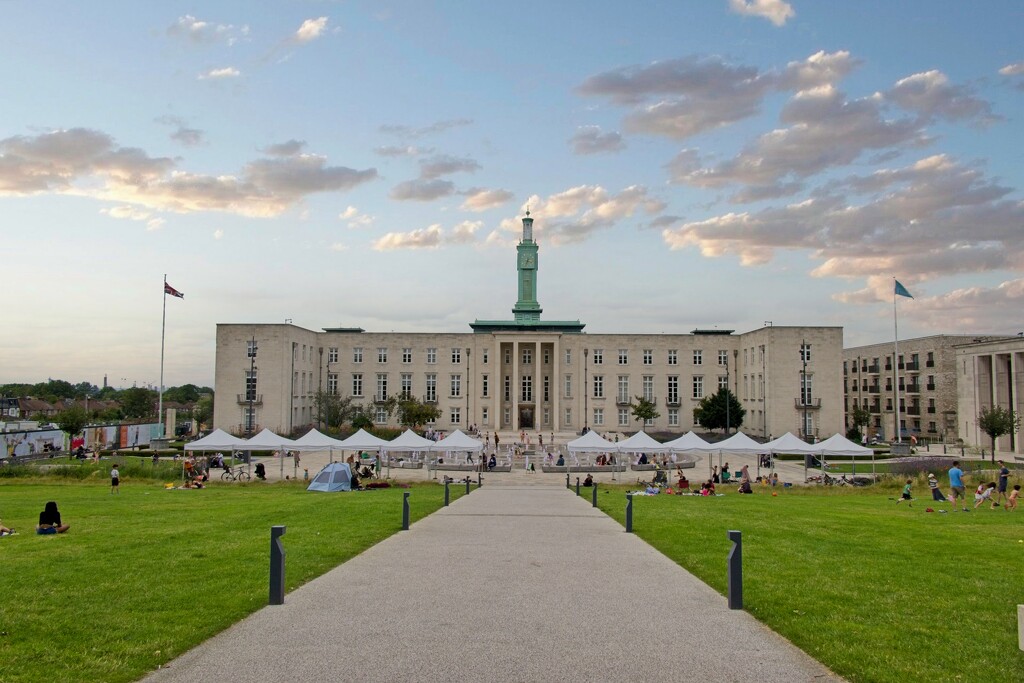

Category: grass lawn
[596, 483, 1024, 682]
[0, 478, 459, 683]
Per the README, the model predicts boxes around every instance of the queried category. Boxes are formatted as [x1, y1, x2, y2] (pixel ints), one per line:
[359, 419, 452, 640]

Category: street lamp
[583, 348, 589, 434]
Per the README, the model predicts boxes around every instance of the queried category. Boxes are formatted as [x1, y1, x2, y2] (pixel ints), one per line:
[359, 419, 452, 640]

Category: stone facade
[214, 323, 844, 439]
[956, 336, 1024, 454]
[842, 334, 1013, 443]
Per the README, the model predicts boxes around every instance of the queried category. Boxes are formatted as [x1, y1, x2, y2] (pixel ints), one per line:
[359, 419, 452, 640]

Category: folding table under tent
[306, 462, 353, 492]
[615, 431, 669, 462]
[428, 429, 484, 476]
[661, 431, 711, 469]
[698, 431, 766, 479]
[338, 428, 392, 477]
[763, 432, 821, 478]
[386, 429, 436, 471]
[181, 429, 247, 480]
[565, 430, 619, 476]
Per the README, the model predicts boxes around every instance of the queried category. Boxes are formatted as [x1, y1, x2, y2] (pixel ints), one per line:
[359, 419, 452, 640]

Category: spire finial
[525, 206, 530, 217]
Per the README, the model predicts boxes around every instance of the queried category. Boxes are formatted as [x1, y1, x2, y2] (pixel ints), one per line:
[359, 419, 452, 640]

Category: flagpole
[159, 274, 167, 438]
[893, 277, 902, 444]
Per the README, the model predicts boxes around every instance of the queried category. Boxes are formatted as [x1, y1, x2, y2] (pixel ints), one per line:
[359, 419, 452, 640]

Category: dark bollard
[465, 477, 471, 495]
[727, 530, 743, 610]
[477, 472, 482, 488]
[576, 477, 581, 496]
[402, 492, 410, 530]
[566, 472, 571, 488]
[625, 494, 633, 533]
[270, 525, 286, 605]
[592, 482, 598, 507]
[444, 480, 450, 506]
[943, 443, 947, 455]
[961, 446, 965, 458]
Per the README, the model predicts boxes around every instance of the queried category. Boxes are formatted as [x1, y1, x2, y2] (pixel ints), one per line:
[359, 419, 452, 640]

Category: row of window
[323, 347, 748, 367]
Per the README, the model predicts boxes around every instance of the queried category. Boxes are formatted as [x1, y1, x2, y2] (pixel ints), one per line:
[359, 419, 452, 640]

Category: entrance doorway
[518, 406, 534, 430]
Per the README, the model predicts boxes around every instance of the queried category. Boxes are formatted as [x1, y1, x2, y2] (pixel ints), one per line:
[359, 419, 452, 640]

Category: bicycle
[221, 466, 251, 482]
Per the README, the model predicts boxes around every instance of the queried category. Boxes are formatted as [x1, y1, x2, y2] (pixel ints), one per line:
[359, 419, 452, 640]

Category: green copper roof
[470, 319, 585, 334]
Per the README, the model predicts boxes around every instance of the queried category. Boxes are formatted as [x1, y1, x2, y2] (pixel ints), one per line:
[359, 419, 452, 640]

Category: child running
[1006, 484, 1020, 512]
[973, 482, 998, 510]
[896, 479, 913, 506]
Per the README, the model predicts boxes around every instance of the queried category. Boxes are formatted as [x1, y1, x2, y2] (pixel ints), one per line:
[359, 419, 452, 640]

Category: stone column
[512, 340, 520, 432]
[552, 337, 560, 434]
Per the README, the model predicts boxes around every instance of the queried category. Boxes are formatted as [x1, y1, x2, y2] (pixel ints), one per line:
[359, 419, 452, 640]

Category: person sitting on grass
[974, 482, 998, 509]
[0, 518, 15, 536]
[583, 474, 593, 487]
[1006, 484, 1020, 512]
[37, 501, 70, 535]
[896, 479, 913, 506]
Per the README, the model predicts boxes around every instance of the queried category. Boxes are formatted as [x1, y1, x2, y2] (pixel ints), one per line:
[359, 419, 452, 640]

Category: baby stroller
[652, 468, 668, 485]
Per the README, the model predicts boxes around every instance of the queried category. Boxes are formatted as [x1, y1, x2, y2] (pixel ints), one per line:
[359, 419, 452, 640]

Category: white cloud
[372, 221, 483, 251]
[167, 15, 249, 46]
[155, 116, 205, 147]
[0, 127, 378, 217]
[378, 119, 472, 139]
[197, 66, 240, 80]
[419, 154, 480, 179]
[509, 185, 666, 245]
[998, 63, 1024, 76]
[569, 126, 626, 154]
[374, 145, 433, 157]
[213, 229, 224, 240]
[102, 205, 153, 221]
[662, 155, 1024, 290]
[295, 17, 329, 43]
[577, 51, 858, 141]
[146, 217, 165, 231]
[329, 242, 348, 252]
[885, 70, 998, 124]
[338, 206, 374, 228]
[460, 188, 513, 212]
[728, 0, 795, 26]
[263, 140, 306, 157]
[389, 178, 455, 201]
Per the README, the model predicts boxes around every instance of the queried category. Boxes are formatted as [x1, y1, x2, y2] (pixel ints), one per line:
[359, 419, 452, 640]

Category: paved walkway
[146, 483, 841, 683]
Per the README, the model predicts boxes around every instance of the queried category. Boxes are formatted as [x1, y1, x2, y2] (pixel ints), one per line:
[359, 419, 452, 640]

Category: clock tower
[512, 210, 542, 322]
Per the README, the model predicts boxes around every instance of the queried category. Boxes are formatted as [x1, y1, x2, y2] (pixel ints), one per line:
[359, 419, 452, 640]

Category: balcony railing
[904, 361, 919, 371]
[906, 406, 921, 416]
[868, 385, 880, 394]
[866, 364, 880, 373]
[422, 394, 437, 404]
[236, 394, 262, 405]
[926, 383, 936, 391]
[869, 403, 881, 413]
[665, 397, 681, 407]
[926, 359, 935, 368]
[373, 393, 389, 404]
[927, 406, 936, 414]
[616, 394, 631, 406]
[795, 398, 822, 409]
[905, 384, 921, 393]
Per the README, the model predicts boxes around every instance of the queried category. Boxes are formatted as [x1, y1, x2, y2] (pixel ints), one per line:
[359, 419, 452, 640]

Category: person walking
[948, 461, 966, 511]
[996, 460, 1010, 505]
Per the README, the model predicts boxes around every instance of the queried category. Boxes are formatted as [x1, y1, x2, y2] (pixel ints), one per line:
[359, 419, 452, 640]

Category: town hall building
[213, 213, 844, 440]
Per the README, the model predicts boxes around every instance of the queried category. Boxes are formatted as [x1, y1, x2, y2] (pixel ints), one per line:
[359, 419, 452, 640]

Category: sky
[2, 1, 1023, 388]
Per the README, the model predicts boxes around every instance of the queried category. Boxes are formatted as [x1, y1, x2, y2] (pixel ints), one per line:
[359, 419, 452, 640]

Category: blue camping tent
[307, 462, 352, 492]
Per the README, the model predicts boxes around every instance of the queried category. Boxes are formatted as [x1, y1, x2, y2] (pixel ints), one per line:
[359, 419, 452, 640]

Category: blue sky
[2, 1, 1023, 386]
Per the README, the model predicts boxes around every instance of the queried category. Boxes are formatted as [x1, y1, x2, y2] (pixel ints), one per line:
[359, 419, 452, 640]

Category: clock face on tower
[521, 255, 535, 268]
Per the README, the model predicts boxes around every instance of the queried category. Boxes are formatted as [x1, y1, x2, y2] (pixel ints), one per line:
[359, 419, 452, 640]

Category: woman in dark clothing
[37, 501, 70, 534]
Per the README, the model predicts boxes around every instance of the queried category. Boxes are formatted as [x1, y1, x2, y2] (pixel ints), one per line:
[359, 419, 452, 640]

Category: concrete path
[146, 484, 841, 683]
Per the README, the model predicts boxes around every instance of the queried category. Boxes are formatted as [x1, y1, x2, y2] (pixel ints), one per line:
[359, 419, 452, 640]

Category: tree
[692, 388, 745, 433]
[350, 405, 375, 431]
[312, 391, 357, 431]
[55, 405, 90, 446]
[630, 396, 660, 432]
[847, 404, 871, 442]
[977, 406, 1020, 462]
[193, 395, 213, 428]
[395, 396, 441, 429]
[119, 387, 156, 419]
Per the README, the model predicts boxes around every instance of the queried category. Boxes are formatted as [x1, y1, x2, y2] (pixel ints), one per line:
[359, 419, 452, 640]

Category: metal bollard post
[269, 525, 286, 605]
[477, 472, 482, 488]
[402, 492, 410, 530]
[727, 530, 743, 610]
[625, 494, 633, 533]
[943, 443, 947, 455]
[576, 477, 581, 496]
[592, 482, 598, 507]
[444, 480, 450, 506]
[465, 477, 471, 495]
[566, 472, 570, 488]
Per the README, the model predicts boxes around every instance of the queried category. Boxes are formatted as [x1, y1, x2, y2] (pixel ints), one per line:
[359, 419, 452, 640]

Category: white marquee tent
[615, 431, 670, 453]
[240, 428, 297, 449]
[338, 428, 390, 452]
[565, 430, 616, 453]
[291, 428, 347, 451]
[183, 429, 245, 451]
[764, 432, 820, 454]
[663, 431, 712, 454]
[429, 429, 483, 452]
